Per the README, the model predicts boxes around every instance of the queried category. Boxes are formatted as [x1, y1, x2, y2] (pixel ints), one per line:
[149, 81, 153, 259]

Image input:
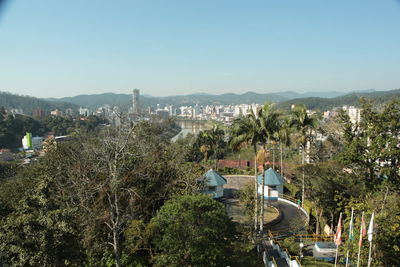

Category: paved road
[224, 175, 308, 234]
[267, 199, 307, 233]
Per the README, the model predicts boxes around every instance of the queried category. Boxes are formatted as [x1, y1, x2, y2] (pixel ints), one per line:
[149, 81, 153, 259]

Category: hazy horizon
[1, 87, 393, 100]
[1, 0, 400, 98]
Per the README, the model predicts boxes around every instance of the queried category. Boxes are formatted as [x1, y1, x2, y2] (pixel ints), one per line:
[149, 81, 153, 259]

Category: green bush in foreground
[151, 194, 234, 267]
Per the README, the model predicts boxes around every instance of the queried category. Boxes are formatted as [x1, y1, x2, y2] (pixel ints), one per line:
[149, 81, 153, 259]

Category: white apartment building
[79, 107, 91, 116]
[343, 105, 361, 124]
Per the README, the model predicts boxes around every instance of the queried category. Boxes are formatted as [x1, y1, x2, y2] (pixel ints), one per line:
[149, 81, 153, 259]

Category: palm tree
[199, 144, 210, 161]
[198, 125, 225, 167]
[230, 103, 279, 233]
[230, 111, 264, 232]
[275, 116, 292, 179]
[290, 105, 317, 206]
[204, 124, 226, 167]
[257, 103, 279, 231]
[231, 141, 246, 168]
[256, 148, 268, 231]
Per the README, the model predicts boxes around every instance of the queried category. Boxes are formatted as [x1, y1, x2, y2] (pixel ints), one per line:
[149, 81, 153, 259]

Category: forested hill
[48, 89, 396, 110]
[47, 90, 355, 110]
[3, 89, 400, 113]
[275, 88, 400, 110]
[0, 92, 79, 115]
[48, 91, 290, 110]
[143, 91, 288, 107]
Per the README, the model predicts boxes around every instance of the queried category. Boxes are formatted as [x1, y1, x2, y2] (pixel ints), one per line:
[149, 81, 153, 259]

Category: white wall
[257, 185, 283, 198]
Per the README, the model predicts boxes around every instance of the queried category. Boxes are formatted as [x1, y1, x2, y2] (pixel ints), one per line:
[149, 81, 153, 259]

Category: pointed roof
[257, 168, 284, 186]
[203, 169, 227, 186]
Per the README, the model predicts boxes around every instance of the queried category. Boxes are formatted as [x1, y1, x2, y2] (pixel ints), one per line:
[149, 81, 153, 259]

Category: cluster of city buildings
[1, 89, 365, 166]
[150, 103, 261, 122]
[175, 103, 261, 122]
[5, 88, 364, 132]
[4, 89, 363, 126]
[134, 90, 363, 125]
[322, 105, 361, 124]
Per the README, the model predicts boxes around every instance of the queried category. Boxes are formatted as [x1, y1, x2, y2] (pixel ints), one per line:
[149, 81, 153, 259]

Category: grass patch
[226, 200, 279, 223]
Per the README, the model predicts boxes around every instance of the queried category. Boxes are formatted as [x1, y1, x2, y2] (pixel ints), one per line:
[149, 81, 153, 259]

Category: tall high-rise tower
[132, 89, 140, 114]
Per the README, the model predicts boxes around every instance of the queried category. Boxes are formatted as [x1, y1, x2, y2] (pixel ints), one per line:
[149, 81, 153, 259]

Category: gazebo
[201, 169, 227, 199]
[257, 168, 284, 200]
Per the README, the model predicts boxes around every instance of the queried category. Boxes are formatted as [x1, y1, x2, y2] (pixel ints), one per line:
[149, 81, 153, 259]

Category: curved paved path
[224, 175, 308, 235]
[267, 199, 307, 233]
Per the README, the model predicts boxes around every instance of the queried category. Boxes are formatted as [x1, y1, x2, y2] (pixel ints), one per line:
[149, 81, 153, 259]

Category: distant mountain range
[275, 89, 400, 110]
[46, 89, 370, 110]
[1, 88, 399, 116]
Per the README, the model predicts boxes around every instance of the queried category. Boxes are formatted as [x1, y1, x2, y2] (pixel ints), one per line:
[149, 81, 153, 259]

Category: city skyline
[1, 0, 400, 98]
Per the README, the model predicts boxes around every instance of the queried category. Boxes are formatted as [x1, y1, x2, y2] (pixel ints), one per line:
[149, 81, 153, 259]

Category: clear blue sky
[0, 0, 400, 98]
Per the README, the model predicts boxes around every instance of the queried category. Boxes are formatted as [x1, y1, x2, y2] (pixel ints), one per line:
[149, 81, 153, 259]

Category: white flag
[349, 208, 354, 241]
[367, 212, 374, 242]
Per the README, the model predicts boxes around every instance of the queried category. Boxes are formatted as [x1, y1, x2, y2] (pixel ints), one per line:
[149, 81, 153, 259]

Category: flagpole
[367, 212, 375, 267]
[334, 212, 342, 267]
[356, 212, 364, 267]
[335, 244, 339, 267]
[367, 241, 372, 267]
[356, 248, 361, 267]
[346, 208, 354, 267]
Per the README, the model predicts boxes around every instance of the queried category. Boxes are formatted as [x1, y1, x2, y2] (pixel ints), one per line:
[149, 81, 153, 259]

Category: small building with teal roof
[257, 167, 284, 199]
[201, 169, 227, 199]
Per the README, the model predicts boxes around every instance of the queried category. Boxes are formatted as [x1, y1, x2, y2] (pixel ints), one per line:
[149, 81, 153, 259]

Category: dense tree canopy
[151, 194, 234, 267]
[0, 110, 108, 149]
[1, 98, 400, 266]
[0, 176, 82, 266]
[0, 112, 47, 149]
[0, 118, 208, 266]
[0, 92, 78, 115]
[337, 99, 400, 188]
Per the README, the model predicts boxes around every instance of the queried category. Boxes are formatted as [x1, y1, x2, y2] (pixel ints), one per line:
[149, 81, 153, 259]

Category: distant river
[171, 120, 209, 142]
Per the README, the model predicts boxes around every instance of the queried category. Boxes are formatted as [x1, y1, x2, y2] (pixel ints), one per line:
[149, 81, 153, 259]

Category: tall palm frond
[290, 105, 318, 147]
[290, 105, 318, 206]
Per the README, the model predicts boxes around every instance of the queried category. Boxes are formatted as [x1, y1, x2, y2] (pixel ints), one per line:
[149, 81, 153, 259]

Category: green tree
[338, 99, 400, 189]
[298, 161, 365, 235]
[230, 110, 264, 231]
[0, 175, 82, 266]
[257, 103, 280, 230]
[151, 194, 234, 267]
[290, 105, 318, 205]
[230, 103, 280, 232]
[0, 161, 20, 180]
[39, 120, 201, 266]
[190, 124, 226, 165]
[275, 116, 292, 178]
[340, 188, 400, 267]
[0, 112, 46, 149]
[312, 118, 343, 161]
[201, 124, 226, 165]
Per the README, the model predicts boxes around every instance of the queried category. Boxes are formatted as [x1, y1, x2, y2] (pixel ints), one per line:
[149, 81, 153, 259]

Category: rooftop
[203, 169, 227, 187]
[257, 168, 284, 186]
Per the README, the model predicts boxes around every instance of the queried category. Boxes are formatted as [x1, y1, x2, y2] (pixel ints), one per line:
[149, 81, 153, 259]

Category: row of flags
[334, 210, 374, 245]
[334, 209, 375, 267]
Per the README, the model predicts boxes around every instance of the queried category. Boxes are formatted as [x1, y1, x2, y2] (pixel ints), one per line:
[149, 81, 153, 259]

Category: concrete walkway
[264, 241, 290, 267]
